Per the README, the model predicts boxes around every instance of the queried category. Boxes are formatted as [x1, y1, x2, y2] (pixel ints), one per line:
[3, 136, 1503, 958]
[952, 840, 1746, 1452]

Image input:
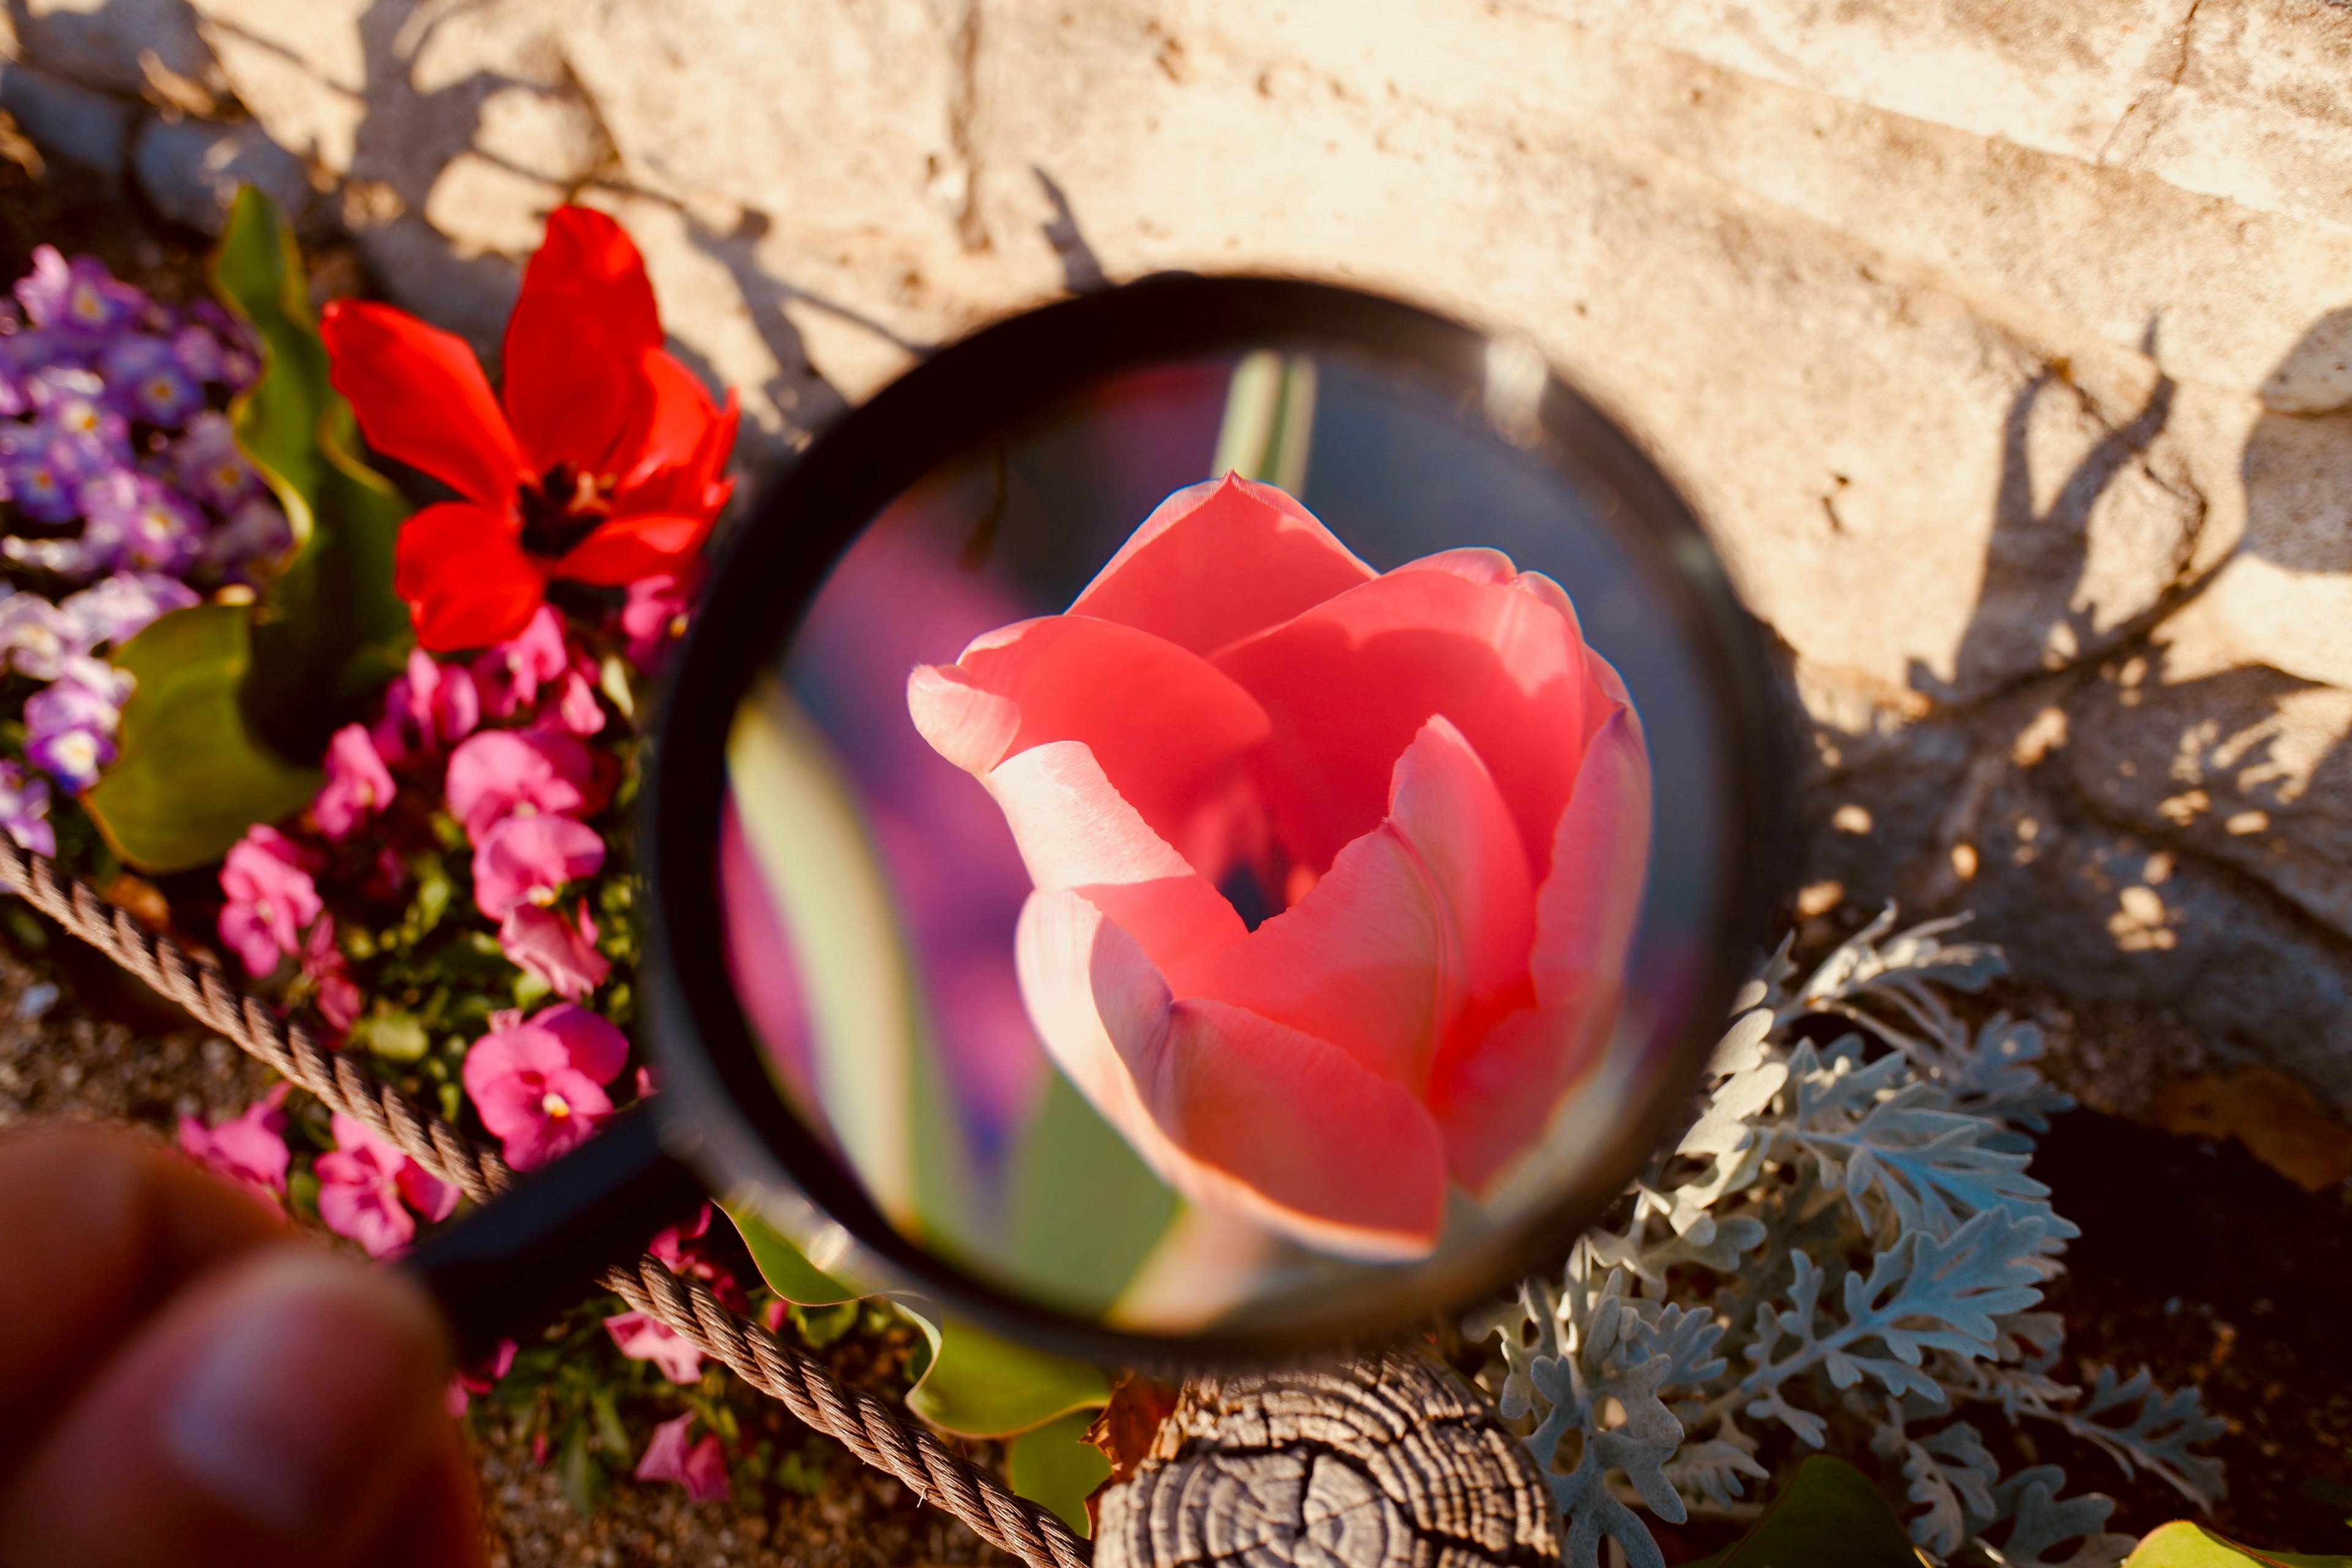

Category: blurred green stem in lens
[1212, 350, 1316, 494]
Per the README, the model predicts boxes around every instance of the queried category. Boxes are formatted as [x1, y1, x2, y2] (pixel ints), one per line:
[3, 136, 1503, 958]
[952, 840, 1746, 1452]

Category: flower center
[518, 462, 614, 559]
[541, 1091, 571, 1120]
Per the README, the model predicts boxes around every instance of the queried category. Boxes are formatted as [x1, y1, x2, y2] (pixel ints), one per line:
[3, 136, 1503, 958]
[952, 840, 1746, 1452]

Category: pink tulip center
[518, 461, 616, 559]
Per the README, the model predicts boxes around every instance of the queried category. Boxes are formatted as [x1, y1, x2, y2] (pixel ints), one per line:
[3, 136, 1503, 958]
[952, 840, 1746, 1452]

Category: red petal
[320, 300, 524, 508]
[393, 501, 547, 650]
[1070, 475, 1374, 657]
[1212, 556, 1591, 881]
[502, 206, 662, 477]
[910, 614, 1270, 876]
[621, 350, 720, 481]
[554, 512, 714, 585]
[1016, 887, 1447, 1259]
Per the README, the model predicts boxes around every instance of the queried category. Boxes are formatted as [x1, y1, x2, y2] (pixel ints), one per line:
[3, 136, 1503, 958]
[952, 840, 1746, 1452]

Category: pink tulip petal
[980, 739, 1245, 979]
[1212, 557, 1591, 881]
[1382, 714, 1536, 1012]
[1429, 699, 1650, 1193]
[1181, 815, 1447, 1088]
[911, 613, 1269, 873]
[1016, 887, 1447, 1258]
[1068, 474, 1374, 656]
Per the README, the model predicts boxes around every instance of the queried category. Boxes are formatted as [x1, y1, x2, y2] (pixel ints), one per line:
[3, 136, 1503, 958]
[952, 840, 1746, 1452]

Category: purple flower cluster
[0, 247, 287, 581]
[0, 571, 196, 798]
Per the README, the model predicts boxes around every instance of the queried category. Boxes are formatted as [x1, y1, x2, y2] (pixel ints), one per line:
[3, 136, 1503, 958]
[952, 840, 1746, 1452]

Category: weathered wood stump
[1093, 1352, 1559, 1568]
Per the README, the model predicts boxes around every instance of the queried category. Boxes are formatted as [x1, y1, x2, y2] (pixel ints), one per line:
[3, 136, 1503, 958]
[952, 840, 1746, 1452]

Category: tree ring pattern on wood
[1095, 1352, 1558, 1568]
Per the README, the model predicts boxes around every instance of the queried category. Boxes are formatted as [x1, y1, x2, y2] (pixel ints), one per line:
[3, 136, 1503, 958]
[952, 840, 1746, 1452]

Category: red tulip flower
[320, 208, 737, 650]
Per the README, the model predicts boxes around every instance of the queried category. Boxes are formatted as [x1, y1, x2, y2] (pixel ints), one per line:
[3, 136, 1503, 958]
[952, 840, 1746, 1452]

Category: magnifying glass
[405, 274, 1793, 1368]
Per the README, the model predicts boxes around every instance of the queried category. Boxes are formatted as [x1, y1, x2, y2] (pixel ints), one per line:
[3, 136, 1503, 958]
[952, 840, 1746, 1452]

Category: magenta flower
[472, 812, 604, 921]
[0, 761, 55, 856]
[176, 1083, 291, 1202]
[634, 1412, 729, 1500]
[313, 723, 396, 840]
[621, 570, 695, 669]
[301, 914, 362, 1034]
[445, 1338, 518, 1418]
[217, 824, 323, 976]
[373, 646, 480, 764]
[443, 728, 590, 842]
[474, 605, 569, 719]
[315, 1112, 462, 1258]
[649, 1203, 712, 1272]
[461, 1002, 627, 1169]
[551, 663, 606, 737]
[605, 1315, 707, 1386]
[497, 900, 610, 1000]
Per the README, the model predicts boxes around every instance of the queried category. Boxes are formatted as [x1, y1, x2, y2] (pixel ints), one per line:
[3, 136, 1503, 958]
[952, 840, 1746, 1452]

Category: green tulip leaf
[897, 1303, 1110, 1439]
[1681, 1456, 1921, 1568]
[1005, 1409, 1110, 1537]
[83, 605, 322, 872]
[210, 184, 412, 761]
[722, 1205, 863, 1307]
[1007, 1067, 1178, 1317]
[2124, 1521, 2352, 1567]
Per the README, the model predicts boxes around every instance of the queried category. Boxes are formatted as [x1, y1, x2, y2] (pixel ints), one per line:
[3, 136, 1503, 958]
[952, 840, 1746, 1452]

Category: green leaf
[1681, 1456, 1921, 1568]
[556, 1417, 603, 1515]
[1212, 349, 1317, 492]
[723, 1205, 862, 1306]
[1007, 1067, 1178, 1316]
[899, 1305, 1110, 1439]
[352, 1007, 428, 1061]
[210, 184, 412, 760]
[1006, 1409, 1110, 1538]
[2123, 1521, 2352, 1567]
[83, 605, 322, 872]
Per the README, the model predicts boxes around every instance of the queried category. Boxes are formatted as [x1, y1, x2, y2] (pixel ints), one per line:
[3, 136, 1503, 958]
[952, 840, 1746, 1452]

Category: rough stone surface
[132, 112, 315, 233]
[4, 0, 2352, 1114]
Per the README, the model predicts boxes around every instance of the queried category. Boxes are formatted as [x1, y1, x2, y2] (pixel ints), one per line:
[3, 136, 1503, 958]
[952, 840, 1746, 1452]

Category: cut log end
[1093, 1351, 1559, 1568]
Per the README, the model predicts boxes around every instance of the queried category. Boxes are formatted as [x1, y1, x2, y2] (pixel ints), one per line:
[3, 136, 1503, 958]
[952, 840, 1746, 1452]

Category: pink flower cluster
[215, 825, 360, 1031]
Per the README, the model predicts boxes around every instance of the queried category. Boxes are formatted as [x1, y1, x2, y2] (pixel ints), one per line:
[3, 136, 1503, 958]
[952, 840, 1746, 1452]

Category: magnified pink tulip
[908, 475, 1649, 1259]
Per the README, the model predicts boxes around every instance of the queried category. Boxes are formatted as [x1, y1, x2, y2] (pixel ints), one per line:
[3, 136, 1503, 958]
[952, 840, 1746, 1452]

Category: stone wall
[5, 0, 2351, 1112]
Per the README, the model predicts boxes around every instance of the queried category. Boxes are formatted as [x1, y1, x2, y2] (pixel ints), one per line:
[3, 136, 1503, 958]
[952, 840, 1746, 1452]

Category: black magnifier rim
[643, 273, 1794, 1368]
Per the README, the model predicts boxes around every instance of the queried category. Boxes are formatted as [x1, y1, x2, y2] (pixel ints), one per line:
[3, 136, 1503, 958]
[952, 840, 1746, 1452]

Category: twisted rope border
[0, 839, 1088, 1568]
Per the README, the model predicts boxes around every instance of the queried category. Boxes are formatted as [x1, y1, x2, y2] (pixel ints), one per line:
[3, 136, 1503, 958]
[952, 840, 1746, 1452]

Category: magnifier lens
[706, 330, 1749, 1345]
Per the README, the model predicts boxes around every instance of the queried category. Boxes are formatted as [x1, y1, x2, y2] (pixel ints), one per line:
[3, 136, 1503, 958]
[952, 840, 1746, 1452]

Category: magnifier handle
[401, 1103, 707, 1363]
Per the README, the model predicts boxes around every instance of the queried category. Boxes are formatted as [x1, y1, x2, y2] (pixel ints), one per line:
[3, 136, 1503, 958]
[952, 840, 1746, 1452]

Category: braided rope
[0, 839, 1090, 1568]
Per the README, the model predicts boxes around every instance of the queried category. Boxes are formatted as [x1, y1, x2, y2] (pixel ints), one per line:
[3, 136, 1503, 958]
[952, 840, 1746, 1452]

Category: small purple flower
[78, 469, 198, 575]
[186, 300, 260, 388]
[1, 423, 108, 526]
[0, 534, 100, 578]
[24, 368, 130, 463]
[0, 592, 79, 679]
[15, 247, 145, 341]
[0, 761, 55, 856]
[170, 411, 260, 511]
[100, 334, 202, 427]
[24, 665, 123, 791]
[171, 322, 226, 385]
[58, 571, 197, 651]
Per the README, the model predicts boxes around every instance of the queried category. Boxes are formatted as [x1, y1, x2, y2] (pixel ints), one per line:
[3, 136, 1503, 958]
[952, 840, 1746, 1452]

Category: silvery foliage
[1467, 909, 2226, 1568]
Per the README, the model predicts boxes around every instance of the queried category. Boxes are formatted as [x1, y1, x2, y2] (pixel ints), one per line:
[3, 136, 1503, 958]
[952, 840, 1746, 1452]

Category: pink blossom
[605, 1312, 707, 1385]
[300, 916, 361, 1034]
[315, 1112, 462, 1257]
[445, 1338, 517, 1418]
[374, 646, 479, 764]
[216, 825, 322, 976]
[551, 663, 606, 736]
[444, 728, 590, 842]
[635, 1412, 729, 1501]
[498, 900, 611, 1000]
[472, 811, 605, 920]
[461, 1003, 627, 1169]
[177, 1083, 291, 1201]
[622, 570, 695, 669]
[313, 723, 396, 840]
[649, 1203, 712, 1272]
[475, 605, 569, 718]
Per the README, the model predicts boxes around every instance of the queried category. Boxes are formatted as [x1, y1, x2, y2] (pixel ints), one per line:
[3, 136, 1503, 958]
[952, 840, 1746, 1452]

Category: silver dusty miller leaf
[1469, 909, 2225, 1567]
